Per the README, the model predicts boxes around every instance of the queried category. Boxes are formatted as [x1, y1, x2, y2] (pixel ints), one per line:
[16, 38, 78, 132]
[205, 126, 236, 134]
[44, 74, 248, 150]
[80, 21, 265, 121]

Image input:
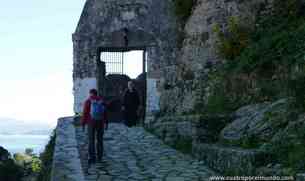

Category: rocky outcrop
[220, 99, 288, 145]
[160, 0, 273, 115]
[148, 98, 305, 176]
[193, 144, 269, 175]
[146, 115, 229, 146]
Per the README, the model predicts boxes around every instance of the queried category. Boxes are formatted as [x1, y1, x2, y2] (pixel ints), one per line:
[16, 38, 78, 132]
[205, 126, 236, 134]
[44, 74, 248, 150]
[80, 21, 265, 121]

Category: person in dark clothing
[122, 81, 140, 127]
[82, 89, 108, 164]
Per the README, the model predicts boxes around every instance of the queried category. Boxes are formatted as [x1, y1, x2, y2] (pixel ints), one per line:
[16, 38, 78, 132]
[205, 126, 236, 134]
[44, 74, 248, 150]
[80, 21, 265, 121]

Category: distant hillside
[0, 118, 52, 135]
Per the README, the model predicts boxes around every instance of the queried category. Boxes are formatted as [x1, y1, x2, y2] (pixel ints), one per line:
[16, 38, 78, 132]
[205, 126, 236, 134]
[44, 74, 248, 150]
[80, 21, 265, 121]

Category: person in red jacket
[82, 89, 108, 164]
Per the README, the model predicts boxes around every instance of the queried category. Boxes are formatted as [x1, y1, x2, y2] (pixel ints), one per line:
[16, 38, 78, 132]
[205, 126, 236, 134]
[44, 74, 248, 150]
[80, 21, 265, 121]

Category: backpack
[90, 99, 105, 120]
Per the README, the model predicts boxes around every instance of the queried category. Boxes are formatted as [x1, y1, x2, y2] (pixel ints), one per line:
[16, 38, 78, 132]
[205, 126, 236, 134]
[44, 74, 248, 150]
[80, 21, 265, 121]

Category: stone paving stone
[76, 123, 216, 181]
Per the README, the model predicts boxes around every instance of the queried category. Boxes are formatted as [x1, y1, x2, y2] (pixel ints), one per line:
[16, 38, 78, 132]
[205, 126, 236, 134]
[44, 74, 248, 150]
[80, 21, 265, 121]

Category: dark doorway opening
[97, 47, 147, 124]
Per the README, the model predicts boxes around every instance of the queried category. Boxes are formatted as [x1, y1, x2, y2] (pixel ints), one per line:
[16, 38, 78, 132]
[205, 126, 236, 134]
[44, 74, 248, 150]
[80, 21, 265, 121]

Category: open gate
[98, 47, 147, 123]
[100, 47, 146, 75]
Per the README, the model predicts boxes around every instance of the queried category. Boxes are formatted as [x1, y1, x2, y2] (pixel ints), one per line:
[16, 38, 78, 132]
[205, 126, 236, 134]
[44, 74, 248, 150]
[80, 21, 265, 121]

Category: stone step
[192, 143, 269, 175]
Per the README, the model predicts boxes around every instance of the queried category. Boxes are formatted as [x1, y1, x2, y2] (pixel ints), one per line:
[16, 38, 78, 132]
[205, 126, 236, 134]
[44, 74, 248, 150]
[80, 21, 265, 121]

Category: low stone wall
[51, 117, 85, 181]
[145, 115, 229, 146]
[297, 174, 305, 181]
[146, 115, 270, 175]
[193, 143, 268, 175]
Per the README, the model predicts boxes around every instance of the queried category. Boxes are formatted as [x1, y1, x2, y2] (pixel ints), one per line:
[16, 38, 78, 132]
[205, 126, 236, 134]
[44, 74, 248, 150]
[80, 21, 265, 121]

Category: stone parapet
[51, 117, 85, 181]
[193, 143, 269, 175]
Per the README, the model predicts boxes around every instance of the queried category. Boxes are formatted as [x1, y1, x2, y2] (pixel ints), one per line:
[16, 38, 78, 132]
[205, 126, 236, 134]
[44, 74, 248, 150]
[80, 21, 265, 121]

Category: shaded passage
[76, 123, 216, 181]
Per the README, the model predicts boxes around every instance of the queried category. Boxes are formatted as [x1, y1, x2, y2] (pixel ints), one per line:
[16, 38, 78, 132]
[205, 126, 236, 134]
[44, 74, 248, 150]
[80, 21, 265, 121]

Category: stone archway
[72, 0, 179, 124]
[96, 45, 148, 124]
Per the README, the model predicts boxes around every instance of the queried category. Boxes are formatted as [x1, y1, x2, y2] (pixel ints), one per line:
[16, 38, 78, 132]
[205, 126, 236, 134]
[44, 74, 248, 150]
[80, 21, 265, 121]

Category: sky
[0, 0, 86, 127]
[102, 51, 144, 78]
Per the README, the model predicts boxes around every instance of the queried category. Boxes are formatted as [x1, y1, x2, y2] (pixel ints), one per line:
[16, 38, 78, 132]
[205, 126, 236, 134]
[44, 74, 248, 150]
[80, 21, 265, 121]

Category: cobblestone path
[76, 123, 216, 181]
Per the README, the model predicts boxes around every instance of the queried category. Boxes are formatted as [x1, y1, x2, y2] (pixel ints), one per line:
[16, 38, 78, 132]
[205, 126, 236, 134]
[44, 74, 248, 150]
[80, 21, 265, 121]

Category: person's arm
[135, 90, 140, 109]
[122, 90, 127, 111]
[102, 97, 110, 130]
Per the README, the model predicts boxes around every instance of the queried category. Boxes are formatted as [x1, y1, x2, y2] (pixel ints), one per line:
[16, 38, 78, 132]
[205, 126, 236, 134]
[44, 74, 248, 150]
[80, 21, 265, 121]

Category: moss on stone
[262, 115, 305, 174]
[173, 137, 193, 155]
[240, 135, 261, 149]
[173, 0, 196, 22]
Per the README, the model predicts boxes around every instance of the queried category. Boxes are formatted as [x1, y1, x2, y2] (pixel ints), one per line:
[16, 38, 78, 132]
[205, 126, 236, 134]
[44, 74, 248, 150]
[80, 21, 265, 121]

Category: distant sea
[0, 134, 50, 155]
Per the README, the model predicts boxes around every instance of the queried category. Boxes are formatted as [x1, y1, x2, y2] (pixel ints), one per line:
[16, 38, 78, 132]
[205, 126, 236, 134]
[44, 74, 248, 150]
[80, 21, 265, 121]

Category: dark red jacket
[81, 95, 108, 127]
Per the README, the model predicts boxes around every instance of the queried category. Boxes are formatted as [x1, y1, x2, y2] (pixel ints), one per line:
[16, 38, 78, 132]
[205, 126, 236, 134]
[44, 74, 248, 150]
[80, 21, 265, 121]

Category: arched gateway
[72, 0, 179, 123]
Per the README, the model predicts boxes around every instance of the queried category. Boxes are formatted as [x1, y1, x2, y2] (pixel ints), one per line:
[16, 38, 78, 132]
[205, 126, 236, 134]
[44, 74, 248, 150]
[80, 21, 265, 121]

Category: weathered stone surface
[193, 143, 268, 175]
[220, 99, 288, 144]
[74, 78, 97, 114]
[146, 115, 229, 147]
[73, 0, 179, 115]
[297, 173, 305, 181]
[72, 0, 276, 123]
[69, 0, 299, 178]
[269, 113, 305, 145]
[75, 123, 216, 181]
[51, 117, 85, 181]
[160, 0, 272, 116]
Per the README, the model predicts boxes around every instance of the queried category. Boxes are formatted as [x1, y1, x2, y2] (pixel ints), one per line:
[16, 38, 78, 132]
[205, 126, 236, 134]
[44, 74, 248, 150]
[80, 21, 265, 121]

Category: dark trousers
[87, 121, 104, 161]
[124, 109, 138, 127]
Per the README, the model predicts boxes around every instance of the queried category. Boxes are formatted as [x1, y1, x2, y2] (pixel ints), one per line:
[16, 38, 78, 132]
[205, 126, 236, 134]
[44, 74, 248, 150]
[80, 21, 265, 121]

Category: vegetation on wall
[173, 137, 193, 155]
[173, 0, 197, 49]
[272, 0, 303, 18]
[262, 116, 305, 175]
[173, 0, 197, 22]
[36, 131, 56, 181]
[207, 0, 305, 114]
[213, 16, 251, 60]
[202, 0, 305, 174]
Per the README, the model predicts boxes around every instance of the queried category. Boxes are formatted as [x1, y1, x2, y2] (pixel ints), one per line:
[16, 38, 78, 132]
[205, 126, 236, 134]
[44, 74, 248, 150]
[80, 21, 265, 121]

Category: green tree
[25, 148, 34, 157]
[0, 146, 23, 180]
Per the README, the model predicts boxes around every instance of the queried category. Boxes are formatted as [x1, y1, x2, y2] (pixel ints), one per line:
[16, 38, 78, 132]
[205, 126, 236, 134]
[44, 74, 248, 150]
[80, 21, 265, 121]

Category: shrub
[14, 153, 33, 176]
[213, 16, 251, 60]
[272, 0, 302, 18]
[173, 137, 193, 154]
[240, 135, 260, 149]
[286, 144, 305, 171]
[287, 73, 305, 111]
[36, 131, 56, 181]
[210, 16, 305, 109]
[31, 156, 42, 173]
[0, 159, 23, 181]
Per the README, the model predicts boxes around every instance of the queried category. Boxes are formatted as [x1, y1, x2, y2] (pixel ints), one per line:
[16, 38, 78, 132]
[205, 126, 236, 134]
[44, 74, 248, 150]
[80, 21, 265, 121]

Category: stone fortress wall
[51, 0, 305, 180]
[72, 0, 179, 119]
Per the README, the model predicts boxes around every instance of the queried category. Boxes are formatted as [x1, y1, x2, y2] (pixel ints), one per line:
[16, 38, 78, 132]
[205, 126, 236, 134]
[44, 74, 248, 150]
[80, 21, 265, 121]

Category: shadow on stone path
[76, 123, 216, 181]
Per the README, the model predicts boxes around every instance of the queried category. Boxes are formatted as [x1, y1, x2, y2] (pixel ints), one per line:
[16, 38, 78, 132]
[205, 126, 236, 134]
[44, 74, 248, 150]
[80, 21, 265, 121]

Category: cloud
[0, 71, 73, 126]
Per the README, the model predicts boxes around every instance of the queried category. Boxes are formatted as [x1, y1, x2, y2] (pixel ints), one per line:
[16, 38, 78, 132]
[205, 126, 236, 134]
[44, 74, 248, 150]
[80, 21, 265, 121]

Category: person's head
[89, 89, 98, 97]
[128, 81, 134, 90]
